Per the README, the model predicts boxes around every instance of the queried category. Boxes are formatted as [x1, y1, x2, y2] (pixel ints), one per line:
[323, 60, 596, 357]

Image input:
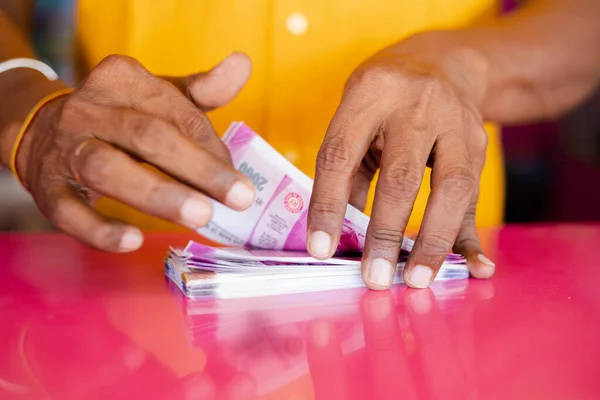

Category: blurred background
[2, 0, 599, 232]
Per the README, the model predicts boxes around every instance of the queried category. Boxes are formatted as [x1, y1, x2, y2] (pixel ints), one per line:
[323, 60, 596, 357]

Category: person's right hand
[15, 53, 256, 252]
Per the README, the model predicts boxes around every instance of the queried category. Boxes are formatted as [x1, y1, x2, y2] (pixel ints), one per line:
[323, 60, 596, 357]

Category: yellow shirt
[78, 0, 504, 231]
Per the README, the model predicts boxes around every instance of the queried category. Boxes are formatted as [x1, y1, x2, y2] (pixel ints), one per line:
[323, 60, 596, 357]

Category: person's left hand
[306, 32, 496, 290]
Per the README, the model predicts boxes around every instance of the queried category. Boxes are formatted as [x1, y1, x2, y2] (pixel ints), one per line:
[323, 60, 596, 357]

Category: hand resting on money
[307, 33, 496, 290]
[11, 53, 257, 252]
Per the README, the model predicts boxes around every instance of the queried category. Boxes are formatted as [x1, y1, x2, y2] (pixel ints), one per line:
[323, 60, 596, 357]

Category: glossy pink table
[1, 224, 600, 400]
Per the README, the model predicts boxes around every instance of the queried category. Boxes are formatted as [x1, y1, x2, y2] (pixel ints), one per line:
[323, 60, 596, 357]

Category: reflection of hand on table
[306, 283, 494, 400]
[164, 371, 256, 400]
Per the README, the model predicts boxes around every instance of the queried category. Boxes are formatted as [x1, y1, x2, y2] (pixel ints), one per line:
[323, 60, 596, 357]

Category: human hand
[15, 53, 256, 252]
[307, 32, 496, 289]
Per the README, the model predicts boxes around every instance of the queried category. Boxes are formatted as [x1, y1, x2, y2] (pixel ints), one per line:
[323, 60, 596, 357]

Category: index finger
[307, 97, 381, 259]
[64, 105, 255, 211]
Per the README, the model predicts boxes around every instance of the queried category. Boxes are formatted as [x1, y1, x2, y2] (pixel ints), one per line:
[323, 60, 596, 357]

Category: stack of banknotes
[165, 122, 468, 298]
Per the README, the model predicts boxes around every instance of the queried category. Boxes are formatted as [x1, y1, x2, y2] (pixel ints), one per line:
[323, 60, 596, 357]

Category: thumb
[164, 52, 252, 111]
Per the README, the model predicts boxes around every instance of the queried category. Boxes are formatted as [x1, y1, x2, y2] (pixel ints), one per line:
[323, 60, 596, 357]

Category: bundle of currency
[165, 122, 468, 298]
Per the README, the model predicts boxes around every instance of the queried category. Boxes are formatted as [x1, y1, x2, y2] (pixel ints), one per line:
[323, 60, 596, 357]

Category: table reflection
[3, 228, 600, 399]
[169, 278, 492, 400]
[1, 256, 495, 400]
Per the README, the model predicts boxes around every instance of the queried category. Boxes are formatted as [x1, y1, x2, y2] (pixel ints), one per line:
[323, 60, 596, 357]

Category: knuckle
[435, 167, 476, 203]
[454, 235, 480, 252]
[409, 76, 446, 124]
[78, 143, 112, 187]
[370, 227, 403, 247]
[316, 136, 358, 174]
[420, 232, 455, 256]
[96, 54, 139, 73]
[89, 55, 146, 89]
[462, 204, 477, 223]
[415, 74, 444, 96]
[378, 162, 422, 201]
[180, 109, 211, 139]
[309, 197, 345, 217]
[176, 109, 232, 161]
[354, 65, 402, 89]
[127, 116, 170, 157]
[140, 83, 167, 104]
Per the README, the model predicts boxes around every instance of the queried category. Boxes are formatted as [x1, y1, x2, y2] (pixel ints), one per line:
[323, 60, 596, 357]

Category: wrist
[0, 67, 68, 171]
[17, 90, 71, 190]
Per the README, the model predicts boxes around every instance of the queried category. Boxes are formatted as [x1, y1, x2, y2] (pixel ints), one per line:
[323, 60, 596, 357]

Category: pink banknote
[198, 122, 415, 253]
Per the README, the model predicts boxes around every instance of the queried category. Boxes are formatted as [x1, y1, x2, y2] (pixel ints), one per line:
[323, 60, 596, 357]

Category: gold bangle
[9, 88, 74, 190]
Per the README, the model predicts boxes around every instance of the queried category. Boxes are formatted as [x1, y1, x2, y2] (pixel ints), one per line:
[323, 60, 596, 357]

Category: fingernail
[309, 320, 330, 347]
[367, 258, 395, 289]
[408, 289, 432, 315]
[211, 54, 232, 74]
[478, 253, 495, 267]
[226, 181, 255, 210]
[180, 198, 212, 228]
[119, 229, 143, 252]
[309, 230, 332, 259]
[407, 265, 433, 288]
[366, 295, 392, 322]
[476, 254, 496, 278]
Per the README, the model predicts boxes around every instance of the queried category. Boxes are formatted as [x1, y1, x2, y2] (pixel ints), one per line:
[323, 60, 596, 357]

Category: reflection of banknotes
[198, 122, 414, 253]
